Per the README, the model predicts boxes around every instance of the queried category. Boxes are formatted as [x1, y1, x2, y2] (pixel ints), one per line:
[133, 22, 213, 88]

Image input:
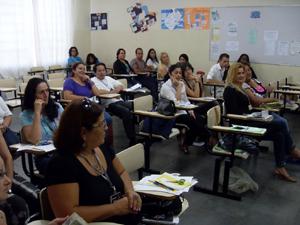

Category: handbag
[156, 98, 176, 116]
[218, 134, 259, 154]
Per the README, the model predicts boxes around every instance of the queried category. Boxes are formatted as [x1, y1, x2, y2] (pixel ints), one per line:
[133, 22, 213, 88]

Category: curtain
[0, 0, 73, 79]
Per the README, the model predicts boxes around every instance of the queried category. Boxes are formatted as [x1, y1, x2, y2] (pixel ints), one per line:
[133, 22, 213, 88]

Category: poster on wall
[161, 8, 184, 30]
[184, 7, 210, 30]
[91, 13, 108, 30]
[127, 3, 157, 33]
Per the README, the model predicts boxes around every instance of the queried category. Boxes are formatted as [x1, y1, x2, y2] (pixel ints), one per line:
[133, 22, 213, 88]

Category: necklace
[79, 150, 104, 176]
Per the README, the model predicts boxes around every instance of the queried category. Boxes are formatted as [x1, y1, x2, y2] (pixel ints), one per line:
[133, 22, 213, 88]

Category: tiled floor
[10, 108, 300, 225]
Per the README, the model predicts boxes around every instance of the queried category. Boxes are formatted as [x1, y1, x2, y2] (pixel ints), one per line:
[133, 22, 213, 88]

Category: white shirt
[91, 76, 123, 106]
[206, 63, 225, 98]
[0, 97, 12, 124]
[146, 58, 159, 70]
[160, 79, 190, 114]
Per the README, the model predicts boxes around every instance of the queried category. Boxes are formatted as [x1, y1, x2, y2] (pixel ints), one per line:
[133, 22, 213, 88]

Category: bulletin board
[209, 6, 300, 66]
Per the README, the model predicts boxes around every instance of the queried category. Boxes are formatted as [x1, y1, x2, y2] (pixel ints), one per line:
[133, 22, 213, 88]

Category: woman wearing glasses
[46, 99, 142, 224]
[20, 78, 64, 174]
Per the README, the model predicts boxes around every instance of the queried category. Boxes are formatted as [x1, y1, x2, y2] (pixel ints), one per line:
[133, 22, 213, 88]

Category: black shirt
[113, 59, 134, 74]
[223, 85, 250, 115]
[46, 145, 124, 206]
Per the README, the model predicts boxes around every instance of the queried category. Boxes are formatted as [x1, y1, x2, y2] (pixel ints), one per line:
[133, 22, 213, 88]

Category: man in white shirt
[206, 53, 230, 98]
[91, 63, 136, 146]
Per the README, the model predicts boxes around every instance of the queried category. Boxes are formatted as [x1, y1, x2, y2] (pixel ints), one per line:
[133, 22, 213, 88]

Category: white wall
[73, 0, 91, 60]
[90, 0, 300, 84]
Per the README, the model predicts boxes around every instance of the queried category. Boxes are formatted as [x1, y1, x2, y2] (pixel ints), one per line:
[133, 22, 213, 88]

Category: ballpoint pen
[150, 180, 175, 191]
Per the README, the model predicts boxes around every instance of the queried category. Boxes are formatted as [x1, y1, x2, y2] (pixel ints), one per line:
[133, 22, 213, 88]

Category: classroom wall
[90, 0, 300, 84]
[72, 0, 91, 60]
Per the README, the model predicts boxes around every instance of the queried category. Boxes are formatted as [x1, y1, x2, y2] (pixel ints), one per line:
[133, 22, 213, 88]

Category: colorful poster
[211, 9, 220, 24]
[184, 7, 210, 30]
[127, 3, 156, 33]
[161, 8, 184, 30]
[91, 13, 108, 30]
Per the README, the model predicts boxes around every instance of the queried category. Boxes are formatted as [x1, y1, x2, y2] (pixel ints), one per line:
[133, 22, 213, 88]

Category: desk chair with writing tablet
[133, 95, 180, 174]
[193, 105, 267, 201]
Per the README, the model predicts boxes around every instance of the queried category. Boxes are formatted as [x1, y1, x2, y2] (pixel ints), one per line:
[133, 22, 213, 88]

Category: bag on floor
[219, 165, 259, 194]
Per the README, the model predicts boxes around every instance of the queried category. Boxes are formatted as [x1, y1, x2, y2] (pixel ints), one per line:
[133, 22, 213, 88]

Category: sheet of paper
[212, 27, 220, 41]
[225, 41, 239, 52]
[16, 144, 56, 152]
[248, 29, 257, 44]
[227, 22, 238, 37]
[264, 30, 278, 41]
[264, 41, 276, 56]
[210, 42, 220, 57]
[290, 41, 300, 55]
[277, 41, 289, 56]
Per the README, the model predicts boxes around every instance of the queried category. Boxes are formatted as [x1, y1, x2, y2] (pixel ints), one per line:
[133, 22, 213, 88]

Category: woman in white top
[91, 63, 136, 146]
[145, 48, 159, 72]
[160, 63, 208, 154]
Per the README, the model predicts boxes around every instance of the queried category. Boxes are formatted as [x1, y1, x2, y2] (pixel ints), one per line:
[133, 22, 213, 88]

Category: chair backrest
[30, 66, 45, 72]
[106, 67, 114, 75]
[207, 105, 221, 128]
[133, 95, 153, 112]
[48, 65, 62, 70]
[47, 78, 64, 88]
[118, 78, 127, 89]
[39, 188, 55, 220]
[19, 83, 27, 93]
[116, 143, 144, 174]
[23, 75, 43, 83]
[48, 73, 65, 80]
[0, 78, 16, 88]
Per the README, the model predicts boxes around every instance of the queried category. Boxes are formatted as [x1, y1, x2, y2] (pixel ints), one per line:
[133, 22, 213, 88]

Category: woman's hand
[34, 99, 45, 114]
[48, 216, 69, 225]
[113, 197, 134, 215]
[188, 110, 196, 119]
[0, 124, 7, 133]
[126, 190, 142, 212]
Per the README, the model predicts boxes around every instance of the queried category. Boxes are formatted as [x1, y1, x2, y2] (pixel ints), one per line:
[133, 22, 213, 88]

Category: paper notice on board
[211, 42, 220, 57]
[212, 27, 220, 41]
[277, 41, 289, 56]
[290, 41, 300, 55]
[248, 29, 257, 44]
[225, 41, 239, 52]
[264, 41, 276, 56]
[264, 30, 278, 41]
[227, 22, 238, 37]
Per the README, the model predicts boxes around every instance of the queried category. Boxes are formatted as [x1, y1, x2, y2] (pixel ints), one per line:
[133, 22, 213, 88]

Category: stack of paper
[134, 172, 197, 195]
[124, 83, 142, 92]
[10, 143, 56, 153]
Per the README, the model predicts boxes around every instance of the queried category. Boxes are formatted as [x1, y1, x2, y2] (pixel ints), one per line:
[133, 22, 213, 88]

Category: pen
[151, 180, 175, 191]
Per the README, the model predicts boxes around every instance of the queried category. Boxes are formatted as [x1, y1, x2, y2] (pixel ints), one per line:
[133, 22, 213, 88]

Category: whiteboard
[209, 6, 300, 66]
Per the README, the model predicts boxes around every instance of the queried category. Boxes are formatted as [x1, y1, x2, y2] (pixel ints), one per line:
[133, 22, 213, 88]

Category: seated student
[0, 96, 19, 147]
[145, 48, 159, 71]
[243, 63, 277, 106]
[113, 48, 137, 87]
[223, 63, 300, 182]
[206, 53, 230, 98]
[157, 52, 170, 81]
[91, 63, 136, 146]
[67, 46, 83, 68]
[85, 53, 100, 71]
[130, 48, 158, 102]
[20, 78, 64, 174]
[178, 53, 189, 64]
[63, 62, 113, 144]
[160, 63, 209, 154]
[46, 99, 142, 224]
[237, 53, 257, 79]
[0, 155, 66, 225]
[181, 62, 219, 113]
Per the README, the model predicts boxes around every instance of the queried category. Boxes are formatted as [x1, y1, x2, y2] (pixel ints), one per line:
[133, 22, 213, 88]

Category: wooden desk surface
[175, 104, 198, 110]
[0, 87, 17, 92]
[274, 89, 300, 95]
[50, 87, 63, 92]
[279, 85, 300, 91]
[98, 93, 120, 99]
[134, 110, 176, 119]
[225, 113, 273, 122]
[203, 82, 225, 87]
[110, 74, 138, 78]
[211, 125, 267, 137]
[188, 97, 216, 103]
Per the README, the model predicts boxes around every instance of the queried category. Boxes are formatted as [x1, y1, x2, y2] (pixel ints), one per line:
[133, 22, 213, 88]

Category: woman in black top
[224, 63, 300, 182]
[46, 99, 142, 224]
